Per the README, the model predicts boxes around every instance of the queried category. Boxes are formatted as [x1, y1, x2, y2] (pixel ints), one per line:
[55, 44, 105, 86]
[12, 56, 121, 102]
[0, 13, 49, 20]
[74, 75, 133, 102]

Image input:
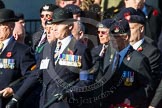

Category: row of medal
[0, 58, 15, 69]
[123, 71, 134, 86]
[59, 54, 82, 67]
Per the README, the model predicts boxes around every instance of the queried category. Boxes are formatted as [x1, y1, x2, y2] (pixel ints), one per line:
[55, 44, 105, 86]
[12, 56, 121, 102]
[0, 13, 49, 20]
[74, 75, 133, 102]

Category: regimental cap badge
[43, 5, 50, 10]
[114, 26, 120, 33]
[97, 23, 104, 28]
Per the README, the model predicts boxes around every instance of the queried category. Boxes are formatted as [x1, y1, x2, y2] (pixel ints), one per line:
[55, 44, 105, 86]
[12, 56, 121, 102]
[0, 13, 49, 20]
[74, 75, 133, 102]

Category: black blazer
[14, 37, 93, 108]
[94, 46, 153, 108]
[144, 4, 162, 43]
[0, 37, 36, 107]
[139, 39, 162, 89]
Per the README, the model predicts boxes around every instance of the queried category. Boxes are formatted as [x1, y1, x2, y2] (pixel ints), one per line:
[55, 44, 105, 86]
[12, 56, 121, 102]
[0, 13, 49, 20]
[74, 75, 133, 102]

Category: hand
[148, 106, 155, 108]
[0, 87, 14, 98]
[124, 98, 131, 105]
[6, 98, 18, 108]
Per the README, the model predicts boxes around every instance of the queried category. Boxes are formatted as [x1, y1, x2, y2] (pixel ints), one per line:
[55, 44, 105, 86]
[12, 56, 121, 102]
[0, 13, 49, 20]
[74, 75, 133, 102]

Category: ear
[68, 24, 73, 31]
[140, 25, 144, 33]
[79, 31, 84, 39]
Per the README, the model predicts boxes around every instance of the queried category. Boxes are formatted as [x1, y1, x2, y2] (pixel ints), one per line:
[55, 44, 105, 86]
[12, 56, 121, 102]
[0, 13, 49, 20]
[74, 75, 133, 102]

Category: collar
[142, 5, 148, 18]
[132, 38, 144, 50]
[58, 35, 72, 53]
[2, 36, 13, 52]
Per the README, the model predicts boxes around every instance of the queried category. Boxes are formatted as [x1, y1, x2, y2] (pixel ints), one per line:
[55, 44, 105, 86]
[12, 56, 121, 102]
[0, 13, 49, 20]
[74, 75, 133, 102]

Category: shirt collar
[57, 35, 72, 53]
[142, 5, 148, 18]
[132, 38, 144, 50]
[2, 36, 13, 52]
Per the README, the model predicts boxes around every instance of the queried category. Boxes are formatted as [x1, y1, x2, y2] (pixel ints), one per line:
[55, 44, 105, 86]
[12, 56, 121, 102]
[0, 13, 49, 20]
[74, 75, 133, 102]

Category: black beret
[15, 13, 24, 20]
[97, 19, 115, 28]
[40, 4, 59, 13]
[129, 15, 146, 25]
[115, 7, 145, 21]
[64, 4, 82, 15]
[110, 19, 130, 35]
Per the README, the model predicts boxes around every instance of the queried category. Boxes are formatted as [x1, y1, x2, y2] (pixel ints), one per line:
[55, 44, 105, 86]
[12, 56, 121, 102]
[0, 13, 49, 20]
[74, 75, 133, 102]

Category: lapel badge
[137, 46, 143, 52]
[126, 55, 131, 61]
[6, 52, 12, 58]
[67, 48, 74, 55]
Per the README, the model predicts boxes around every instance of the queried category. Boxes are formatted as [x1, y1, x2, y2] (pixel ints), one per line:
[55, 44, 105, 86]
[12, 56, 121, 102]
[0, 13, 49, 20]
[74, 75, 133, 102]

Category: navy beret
[64, 4, 82, 15]
[115, 7, 145, 20]
[110, 19, 130, 35]
[97, 19, 115, 28]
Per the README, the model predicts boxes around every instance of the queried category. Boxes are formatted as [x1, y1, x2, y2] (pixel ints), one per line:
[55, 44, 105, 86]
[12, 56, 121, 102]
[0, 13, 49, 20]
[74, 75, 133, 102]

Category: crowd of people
[0, 0, 162, 108]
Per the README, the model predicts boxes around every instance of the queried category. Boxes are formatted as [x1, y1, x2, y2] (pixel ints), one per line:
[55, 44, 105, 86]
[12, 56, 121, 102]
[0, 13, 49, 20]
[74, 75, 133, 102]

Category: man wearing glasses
[32, 4, 58, 59]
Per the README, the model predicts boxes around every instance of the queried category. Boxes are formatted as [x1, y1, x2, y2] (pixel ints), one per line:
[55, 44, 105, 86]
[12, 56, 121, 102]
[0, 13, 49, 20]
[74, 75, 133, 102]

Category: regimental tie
[99, 44, 108, 57]
[54, 41, 62, 64]
[37, 32, 47, 47]
[0, 42, 4, 54]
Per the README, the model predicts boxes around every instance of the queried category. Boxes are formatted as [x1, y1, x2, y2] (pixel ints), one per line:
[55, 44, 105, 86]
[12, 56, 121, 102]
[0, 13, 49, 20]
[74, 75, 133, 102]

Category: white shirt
[57, 35, 72, 54]
[37, 31, 46, 47]
[2, 36, 13, 52]
[132, 38, 144, 50]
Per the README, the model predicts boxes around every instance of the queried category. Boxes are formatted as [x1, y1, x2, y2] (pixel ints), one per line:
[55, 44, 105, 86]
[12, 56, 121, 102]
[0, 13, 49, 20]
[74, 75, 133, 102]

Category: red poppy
[137, 46, 143, 52]
[153, 9, 158, 16]
[7, 52, 12, 57]
[124, 12, 131, 21]
[67, 48, 73, 55]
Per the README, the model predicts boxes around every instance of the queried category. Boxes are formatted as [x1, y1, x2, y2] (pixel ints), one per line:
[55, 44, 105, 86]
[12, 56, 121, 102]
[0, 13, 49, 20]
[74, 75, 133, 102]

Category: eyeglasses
[40, 14, 52, 19]
[97, 31, 108, 35]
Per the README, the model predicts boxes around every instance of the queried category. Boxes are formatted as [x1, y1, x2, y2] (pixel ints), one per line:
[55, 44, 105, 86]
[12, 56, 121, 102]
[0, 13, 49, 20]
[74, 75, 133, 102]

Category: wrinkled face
[129, 23, 144, 45]
[45, 24, 56, 43]
[72, 21, 81, 40]
[0, 22, 14, 42]
[40, 11, 53, 28]
[124, 0, 145, 9]
[52, 22, 72, 40]
[13, 22, 25, 43]
[97, 27, 110, 44]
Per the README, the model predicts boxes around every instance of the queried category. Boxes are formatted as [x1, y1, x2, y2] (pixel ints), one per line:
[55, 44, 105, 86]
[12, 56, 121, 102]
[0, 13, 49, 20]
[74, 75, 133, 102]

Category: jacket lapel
[0, 37, 16, 58]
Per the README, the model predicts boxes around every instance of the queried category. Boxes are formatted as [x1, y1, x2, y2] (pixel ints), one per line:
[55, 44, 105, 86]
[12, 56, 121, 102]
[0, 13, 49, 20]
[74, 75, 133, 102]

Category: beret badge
[43, 5, 50, 10]
[114, 26, 120, 33]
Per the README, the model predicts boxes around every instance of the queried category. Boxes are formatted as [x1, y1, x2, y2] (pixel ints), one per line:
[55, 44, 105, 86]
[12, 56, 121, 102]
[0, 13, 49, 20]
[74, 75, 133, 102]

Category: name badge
[40, 58, 50, 69]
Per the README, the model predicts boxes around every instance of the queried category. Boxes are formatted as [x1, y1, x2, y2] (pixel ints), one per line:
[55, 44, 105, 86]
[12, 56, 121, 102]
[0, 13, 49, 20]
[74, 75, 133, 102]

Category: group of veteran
[0, 4, 162, 108]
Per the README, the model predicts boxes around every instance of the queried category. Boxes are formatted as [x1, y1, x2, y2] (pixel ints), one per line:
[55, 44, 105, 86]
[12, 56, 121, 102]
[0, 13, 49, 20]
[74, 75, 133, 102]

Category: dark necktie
[112, 52, 120, 72]
[54, 42, 62, 64]
[99, 44, 108, 57]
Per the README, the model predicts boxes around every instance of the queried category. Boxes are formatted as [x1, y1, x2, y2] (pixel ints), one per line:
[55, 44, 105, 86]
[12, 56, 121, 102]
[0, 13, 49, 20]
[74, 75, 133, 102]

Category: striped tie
[0, 42, 4, 54]
[54, 42, 62, 64]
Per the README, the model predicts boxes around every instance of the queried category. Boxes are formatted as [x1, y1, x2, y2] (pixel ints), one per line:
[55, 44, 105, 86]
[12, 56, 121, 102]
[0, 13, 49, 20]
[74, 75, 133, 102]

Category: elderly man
[91, 19, 115, 74]
[0, 9, 36, 107]
[100, 19, 153, 108]
[6, 8, 93, 108]
[32, 4, 58, 60]
[124, 0, 162, 43]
